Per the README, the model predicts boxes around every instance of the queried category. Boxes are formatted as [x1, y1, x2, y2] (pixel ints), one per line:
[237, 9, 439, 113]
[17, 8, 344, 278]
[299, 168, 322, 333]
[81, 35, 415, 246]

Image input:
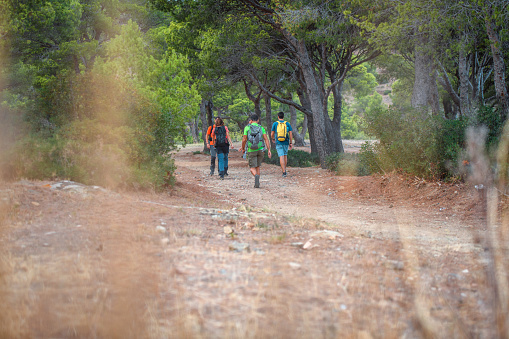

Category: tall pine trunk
[329, 79, 345, 153]
[200, 99, 212, 152]
[412, 34, 440, 115]
[294, 38, 328, 167]
[264, 94, 274, 149]
[486, 17, 509, 121]
[297, 85, 316, 153]
[290, 103, 307, 147]
[459, 35, 472, 118]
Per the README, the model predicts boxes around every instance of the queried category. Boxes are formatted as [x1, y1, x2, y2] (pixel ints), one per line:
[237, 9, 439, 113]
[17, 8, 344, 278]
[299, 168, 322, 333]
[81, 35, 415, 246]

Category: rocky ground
[0, 141, 501, 338]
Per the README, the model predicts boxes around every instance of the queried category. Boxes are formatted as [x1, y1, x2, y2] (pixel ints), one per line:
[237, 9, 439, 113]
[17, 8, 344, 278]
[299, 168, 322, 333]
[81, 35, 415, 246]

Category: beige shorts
[247, 150, 264, 168]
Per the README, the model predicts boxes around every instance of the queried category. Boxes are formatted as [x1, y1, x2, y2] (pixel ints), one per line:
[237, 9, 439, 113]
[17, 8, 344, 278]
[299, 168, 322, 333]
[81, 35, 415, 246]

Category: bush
[2, 119, 175, 191]
[358, 142, 382, 174]
[476, 105, 503, 150]
[3, 135, 66, 180]
[264, 149, 320, 167]
[362, 106, 471, 180]
[326, 152, 371, 176]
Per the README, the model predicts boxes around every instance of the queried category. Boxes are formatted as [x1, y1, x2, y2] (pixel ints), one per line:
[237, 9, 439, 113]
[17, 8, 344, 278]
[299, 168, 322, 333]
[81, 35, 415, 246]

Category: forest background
[0, 0, 508, 190]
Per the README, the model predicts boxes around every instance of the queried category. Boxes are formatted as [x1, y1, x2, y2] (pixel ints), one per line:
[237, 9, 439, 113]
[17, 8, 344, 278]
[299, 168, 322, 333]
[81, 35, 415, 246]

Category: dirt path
[0, 142, 493, 338]
[175, 143, 480, 253]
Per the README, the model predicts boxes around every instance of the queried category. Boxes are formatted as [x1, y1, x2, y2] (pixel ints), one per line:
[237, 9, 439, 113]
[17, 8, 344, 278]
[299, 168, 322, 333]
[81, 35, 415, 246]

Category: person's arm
[240, 135, 247, 152]
[271, 130, 275, 143]
[206, 127, 211, 149]
[263, 133, 272, 158]
[210, 127, 216, 146]
[226, 128, 234, 149]
[289, 131, 293, 150]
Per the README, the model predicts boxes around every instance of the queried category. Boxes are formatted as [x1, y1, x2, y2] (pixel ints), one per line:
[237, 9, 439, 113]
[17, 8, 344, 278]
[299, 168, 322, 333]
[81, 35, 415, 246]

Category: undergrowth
[325, 152, 371, 176]
[264, 149, 320, 167]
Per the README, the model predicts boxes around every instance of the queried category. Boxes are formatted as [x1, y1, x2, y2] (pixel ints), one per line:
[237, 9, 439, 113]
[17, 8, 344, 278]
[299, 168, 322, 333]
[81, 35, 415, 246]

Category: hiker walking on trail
[211, 117, 234, 179]
[271, 111, 293, 177]
[240, 114, 272, 188]
[206, 120, 217, 175]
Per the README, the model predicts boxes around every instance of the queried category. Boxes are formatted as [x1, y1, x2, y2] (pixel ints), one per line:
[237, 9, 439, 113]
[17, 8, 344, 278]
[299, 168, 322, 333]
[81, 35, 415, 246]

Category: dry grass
[0, 142, 506, 339]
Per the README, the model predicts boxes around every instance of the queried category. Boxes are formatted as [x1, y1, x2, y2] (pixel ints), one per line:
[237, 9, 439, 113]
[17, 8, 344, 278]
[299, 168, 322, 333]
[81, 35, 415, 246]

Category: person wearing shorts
[239, 114, 272, 188]
[271, 111, 293, 177]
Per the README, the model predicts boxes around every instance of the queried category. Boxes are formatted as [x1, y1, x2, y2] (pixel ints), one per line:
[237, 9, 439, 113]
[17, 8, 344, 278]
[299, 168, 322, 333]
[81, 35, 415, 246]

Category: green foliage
[3, 134, 67, 180]
[341, 65, 384, 139]
[325, 152, 371, 176]
[434, 118, 468, 174]
[341, 114, 369, 140]
[357, 142, 382, 174]
[2, 119, 175, 191]
[362, 106, 471, 179]
[476, 105, 503, 150]
[361, 105, 506, 180]
[264, 149, 320, 168]
[1, 2, 200, 190]
[390, 78, 413, 110]
[343, 65, 378, 97]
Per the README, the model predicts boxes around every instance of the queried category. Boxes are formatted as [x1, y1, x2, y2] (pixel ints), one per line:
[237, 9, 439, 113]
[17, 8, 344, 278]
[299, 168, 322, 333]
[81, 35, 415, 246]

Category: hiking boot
[282, 172, 287, 177]
[225, 167, 229, 176]
[209, 166, 215, 176]
[254, 175, 260, 188]
[219, 175, 224, 180]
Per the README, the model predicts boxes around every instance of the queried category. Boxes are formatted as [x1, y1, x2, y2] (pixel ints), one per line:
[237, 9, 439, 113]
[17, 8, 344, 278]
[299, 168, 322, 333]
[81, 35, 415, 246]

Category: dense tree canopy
[1, 0, 508, 185]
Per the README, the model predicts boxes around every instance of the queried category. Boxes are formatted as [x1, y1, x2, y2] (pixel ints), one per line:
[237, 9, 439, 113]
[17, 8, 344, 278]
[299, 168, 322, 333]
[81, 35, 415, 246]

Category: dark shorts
[247, 150, 264, 168]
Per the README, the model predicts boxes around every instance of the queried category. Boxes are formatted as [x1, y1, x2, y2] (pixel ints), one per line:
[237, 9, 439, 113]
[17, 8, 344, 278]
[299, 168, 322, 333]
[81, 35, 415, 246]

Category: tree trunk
[264, 94, 274, 149]
[459, 36, 472, 118]
[329, 79, 345, 153]
[200, 99, 210, 152]
[187, 119, 199, 143]
[486, 17, 509, 121]
[290, 103, 306, 147]
[307, 114, 317, 154]
[294, 39, 329, 167]
[297, 87, 316, 152]
[412, 34, 440, 115]
[443, 97, 456, 119]
[243, 79, 262, 118]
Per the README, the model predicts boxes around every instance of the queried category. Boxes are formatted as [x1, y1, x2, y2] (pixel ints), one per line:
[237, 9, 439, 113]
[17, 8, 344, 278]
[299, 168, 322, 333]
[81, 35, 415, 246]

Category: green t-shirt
[243, 123, 266, 152]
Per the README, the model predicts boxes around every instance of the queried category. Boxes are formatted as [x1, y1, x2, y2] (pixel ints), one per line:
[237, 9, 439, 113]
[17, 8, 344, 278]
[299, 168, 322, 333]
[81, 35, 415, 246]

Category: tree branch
[437, 61, 461, 107]
[248, 73, 312, 117]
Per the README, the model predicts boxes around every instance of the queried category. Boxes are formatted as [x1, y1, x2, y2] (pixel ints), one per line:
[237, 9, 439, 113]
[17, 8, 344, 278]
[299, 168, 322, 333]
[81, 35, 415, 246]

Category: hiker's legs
[247, 150, 263, 173]
[224, 152, 229, 175]
[279, 155, 286, 173]
[250, 166, 261, 188]
[210, 146, 217, 175]
[276, 144, 289, 173]
[247, 150, 263, 188]
[249, 167, 260, 176]
[217, 152, 225, 176]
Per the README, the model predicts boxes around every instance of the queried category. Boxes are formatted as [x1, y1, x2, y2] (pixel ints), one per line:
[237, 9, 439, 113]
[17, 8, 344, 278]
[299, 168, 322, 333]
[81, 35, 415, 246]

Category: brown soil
[0, 141, 496, 338]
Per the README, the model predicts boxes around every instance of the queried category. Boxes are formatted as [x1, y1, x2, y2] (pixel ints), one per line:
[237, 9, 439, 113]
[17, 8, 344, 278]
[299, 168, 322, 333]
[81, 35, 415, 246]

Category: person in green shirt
[239, 114, 272, 188]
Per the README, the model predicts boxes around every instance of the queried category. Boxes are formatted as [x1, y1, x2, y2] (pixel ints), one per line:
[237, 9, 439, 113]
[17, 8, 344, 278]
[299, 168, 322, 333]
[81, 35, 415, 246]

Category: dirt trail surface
[177, 143, 480, 250]
[0, 141, 495, 338]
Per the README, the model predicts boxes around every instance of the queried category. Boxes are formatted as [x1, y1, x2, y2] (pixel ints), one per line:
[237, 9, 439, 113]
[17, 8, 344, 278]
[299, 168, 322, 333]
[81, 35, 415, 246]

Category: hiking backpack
[276, 121, 288, 142]
[214, 126, 228, 147]
[247, 124, 263, 150]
